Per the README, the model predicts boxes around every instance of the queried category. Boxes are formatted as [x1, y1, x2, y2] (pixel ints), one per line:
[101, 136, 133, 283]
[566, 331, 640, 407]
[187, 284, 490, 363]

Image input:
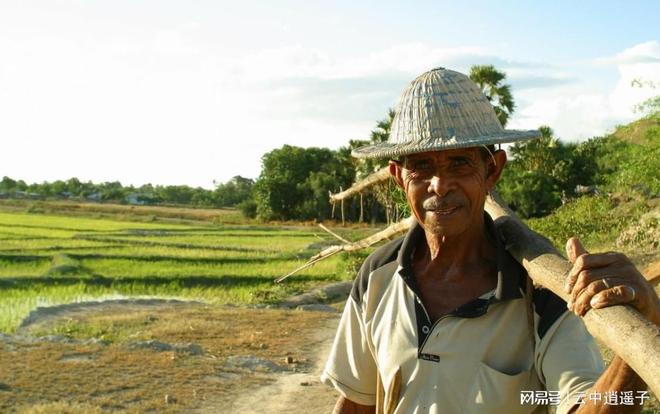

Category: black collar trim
[396, 213, 525, 304]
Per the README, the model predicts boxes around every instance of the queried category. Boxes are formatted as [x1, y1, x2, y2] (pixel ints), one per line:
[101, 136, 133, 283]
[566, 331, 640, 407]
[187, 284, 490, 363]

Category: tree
[497, 126, 604, 217]
[253, 145, 355, 221]
[349, 108, 409, 223]
[370, 108, 396, 143]
[154, 185, 197, 205]
[66, 178, 83, 196]
[631, 78, 659, 117]
[98, 181, 127, 201]
[214, 176, 255, 207]
[508, 126, 558, 171]
[469, 65, 515, 127]
[0, 177, 17, 192]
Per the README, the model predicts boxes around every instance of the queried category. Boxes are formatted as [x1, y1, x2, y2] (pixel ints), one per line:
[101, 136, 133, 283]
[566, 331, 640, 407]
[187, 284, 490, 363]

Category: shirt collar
[396, 212, 524, 302]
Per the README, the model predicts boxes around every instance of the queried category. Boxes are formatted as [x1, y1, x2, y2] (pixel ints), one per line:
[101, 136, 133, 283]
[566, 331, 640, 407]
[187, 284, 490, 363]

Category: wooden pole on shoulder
[485, 191, 660, 395]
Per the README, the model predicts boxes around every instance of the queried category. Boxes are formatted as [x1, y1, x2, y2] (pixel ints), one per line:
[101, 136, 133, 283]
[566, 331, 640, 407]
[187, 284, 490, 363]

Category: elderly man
[320, 68, 659, 414]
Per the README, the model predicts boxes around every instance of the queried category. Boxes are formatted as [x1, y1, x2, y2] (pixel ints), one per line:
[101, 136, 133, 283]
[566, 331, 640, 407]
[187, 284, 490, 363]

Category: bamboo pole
[330, 168, 390, 203]
[339, 186, 345, 226]
[319, 223, 351, 244]
[359, 193, 364, 223]
[330, 191, 336, 219]
[275, 216, 415, 283]
[341, 199, 345, 226]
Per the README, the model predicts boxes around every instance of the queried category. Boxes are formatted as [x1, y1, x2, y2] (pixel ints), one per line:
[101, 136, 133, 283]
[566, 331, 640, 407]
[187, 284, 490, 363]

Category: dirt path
[200, 316, 340, 413]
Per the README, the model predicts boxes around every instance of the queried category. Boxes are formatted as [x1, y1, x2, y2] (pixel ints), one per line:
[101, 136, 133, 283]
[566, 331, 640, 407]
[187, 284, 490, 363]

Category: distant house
[13, 191, 40, 199]
[139, 193, 158, 205]
[87, 192, 102, 202]
[126, 193, 145, 205]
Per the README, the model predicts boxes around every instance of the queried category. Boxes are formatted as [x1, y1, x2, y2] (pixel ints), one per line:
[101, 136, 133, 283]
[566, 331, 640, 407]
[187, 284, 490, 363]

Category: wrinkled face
[397, 148, 497, 239]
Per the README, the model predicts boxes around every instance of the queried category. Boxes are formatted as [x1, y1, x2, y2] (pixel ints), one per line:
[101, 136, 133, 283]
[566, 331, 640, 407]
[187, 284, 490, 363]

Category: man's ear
[389, 160, 405, 189]
[485, 150, 507, 190]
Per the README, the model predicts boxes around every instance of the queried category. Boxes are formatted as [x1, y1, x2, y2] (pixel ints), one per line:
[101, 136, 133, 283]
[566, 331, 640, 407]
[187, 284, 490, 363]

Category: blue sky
[1, 1, 659, 188]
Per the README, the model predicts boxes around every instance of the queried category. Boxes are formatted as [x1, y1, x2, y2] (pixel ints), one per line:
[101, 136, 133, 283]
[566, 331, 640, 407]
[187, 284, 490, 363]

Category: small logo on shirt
[419, 353, 440, 363]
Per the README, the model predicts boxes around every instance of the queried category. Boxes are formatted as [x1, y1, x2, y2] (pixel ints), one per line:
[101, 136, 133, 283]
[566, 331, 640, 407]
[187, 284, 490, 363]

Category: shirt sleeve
[320, 296, 378, 406]
[535, 312, 605, 414]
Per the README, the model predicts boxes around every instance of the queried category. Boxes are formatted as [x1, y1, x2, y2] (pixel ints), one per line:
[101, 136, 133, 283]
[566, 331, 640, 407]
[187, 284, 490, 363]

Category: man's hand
[564, 237, 660, 325]
[332, 397, 375, 414]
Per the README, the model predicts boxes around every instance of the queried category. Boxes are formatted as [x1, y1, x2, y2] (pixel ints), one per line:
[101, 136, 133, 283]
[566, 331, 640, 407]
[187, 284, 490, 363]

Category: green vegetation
[527, 196, 650, 251]
[498, 114, 659, 218]
[254, 145, 355, 221]
[519, 114, 659, 258]
[0, 208, 368, 333]
[0, 175, 255, 209]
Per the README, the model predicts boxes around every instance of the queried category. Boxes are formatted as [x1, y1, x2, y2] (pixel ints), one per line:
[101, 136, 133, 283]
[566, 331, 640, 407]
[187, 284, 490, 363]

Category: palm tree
[509, 125, 558, 171]
[370, 107, 396, 143]
[469, 65, 515, 127]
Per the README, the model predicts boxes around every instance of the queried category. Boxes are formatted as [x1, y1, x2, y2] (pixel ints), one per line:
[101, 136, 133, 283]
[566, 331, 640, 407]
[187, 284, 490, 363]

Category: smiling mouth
[429, 206, 460, 216]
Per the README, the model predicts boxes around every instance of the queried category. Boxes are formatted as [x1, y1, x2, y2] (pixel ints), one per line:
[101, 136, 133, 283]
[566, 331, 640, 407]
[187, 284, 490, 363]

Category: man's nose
[427, 175, 451, 197]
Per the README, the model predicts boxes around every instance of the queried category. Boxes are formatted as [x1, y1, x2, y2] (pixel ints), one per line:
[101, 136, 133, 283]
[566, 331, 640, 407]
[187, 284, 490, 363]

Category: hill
[526, 113, 659, 267]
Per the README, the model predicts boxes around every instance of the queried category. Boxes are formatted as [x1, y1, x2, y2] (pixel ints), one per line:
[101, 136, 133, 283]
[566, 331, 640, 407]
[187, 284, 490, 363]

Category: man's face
[393, 147, 502, 239]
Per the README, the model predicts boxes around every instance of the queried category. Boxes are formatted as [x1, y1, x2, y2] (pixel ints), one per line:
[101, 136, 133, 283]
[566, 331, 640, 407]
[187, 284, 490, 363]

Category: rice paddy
[0, 208, 364, 333]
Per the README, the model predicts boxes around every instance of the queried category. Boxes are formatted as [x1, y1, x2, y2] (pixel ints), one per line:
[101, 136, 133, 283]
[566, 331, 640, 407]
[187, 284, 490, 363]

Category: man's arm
[332, 396, 375, 414]
[564, 238, 660, 414]
[569, 356, 646, 414]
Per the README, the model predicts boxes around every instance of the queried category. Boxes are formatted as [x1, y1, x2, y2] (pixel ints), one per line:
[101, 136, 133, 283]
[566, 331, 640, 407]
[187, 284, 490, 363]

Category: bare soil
[0, 299, 344, 413]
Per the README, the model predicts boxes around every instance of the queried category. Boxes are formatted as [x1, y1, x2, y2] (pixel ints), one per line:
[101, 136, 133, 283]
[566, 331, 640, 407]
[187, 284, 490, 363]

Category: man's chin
[422, 221, 460, 239]
[421, 208, 469, 238]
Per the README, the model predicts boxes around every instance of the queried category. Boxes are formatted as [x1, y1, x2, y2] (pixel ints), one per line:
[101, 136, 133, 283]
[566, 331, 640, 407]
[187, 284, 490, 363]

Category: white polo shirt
[321, 215, 604, 414]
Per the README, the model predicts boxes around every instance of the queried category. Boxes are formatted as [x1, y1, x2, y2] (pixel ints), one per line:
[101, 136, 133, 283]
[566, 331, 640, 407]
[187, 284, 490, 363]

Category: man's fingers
[590, 285, 637, 309]
[570, 281, 638, 316]
[564, 251, 628, 295]
[566, 237, 588, 264]
[569, 267, 630, 304]
[565, 237, 589, 293]
[569, 278, 610, 316]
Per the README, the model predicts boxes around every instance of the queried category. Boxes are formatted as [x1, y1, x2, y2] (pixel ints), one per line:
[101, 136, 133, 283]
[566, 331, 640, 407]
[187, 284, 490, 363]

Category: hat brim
[351, 129, 541, 159]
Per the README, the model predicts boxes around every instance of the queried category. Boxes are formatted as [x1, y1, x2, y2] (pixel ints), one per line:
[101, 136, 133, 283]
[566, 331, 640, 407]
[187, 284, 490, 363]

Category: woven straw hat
[352, 67, 540, 159]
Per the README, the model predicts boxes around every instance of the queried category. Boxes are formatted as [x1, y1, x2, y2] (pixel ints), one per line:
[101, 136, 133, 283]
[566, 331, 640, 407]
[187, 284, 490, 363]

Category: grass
[526, 194, 655, 256]
[0, 199, 249, 225]
[0, 205, 373, 333]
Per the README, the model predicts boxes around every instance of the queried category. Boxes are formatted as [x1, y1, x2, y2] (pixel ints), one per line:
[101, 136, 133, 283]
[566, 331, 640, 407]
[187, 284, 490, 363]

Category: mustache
[422, 197, 462, 210]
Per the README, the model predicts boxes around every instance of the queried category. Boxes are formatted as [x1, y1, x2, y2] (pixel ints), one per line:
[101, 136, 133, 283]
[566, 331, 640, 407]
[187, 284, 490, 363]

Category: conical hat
[352, 67, 540, 159]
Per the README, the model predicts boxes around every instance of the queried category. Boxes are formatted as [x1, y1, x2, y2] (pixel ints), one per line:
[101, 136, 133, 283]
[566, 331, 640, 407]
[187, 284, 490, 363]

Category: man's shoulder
[350, 236, 405, 306]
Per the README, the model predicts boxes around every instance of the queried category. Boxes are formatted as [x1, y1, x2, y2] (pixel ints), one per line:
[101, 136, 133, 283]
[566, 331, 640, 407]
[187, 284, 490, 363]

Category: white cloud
[508, 41, 660, 141]
[594, 40, 660, 65]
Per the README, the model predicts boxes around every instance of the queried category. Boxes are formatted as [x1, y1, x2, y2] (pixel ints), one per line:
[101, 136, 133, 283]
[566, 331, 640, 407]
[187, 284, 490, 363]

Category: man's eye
[451, 158, 469, 167]
[411, 161, 433, 171]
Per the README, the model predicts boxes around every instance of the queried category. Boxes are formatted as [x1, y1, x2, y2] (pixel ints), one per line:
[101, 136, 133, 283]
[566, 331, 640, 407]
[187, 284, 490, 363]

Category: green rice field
[0, 209, 366, 333]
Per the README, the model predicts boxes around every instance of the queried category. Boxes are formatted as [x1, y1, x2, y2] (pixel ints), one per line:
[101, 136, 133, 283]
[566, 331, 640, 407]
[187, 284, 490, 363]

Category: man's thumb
[566, 237, 588, 263]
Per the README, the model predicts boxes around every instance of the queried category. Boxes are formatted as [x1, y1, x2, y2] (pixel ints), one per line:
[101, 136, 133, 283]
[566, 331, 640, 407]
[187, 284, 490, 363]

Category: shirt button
[422, 325, 430, 334]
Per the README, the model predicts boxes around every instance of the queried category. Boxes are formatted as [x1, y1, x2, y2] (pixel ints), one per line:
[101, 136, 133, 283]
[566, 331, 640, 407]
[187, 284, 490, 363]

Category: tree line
[0, 175, 255, 209]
